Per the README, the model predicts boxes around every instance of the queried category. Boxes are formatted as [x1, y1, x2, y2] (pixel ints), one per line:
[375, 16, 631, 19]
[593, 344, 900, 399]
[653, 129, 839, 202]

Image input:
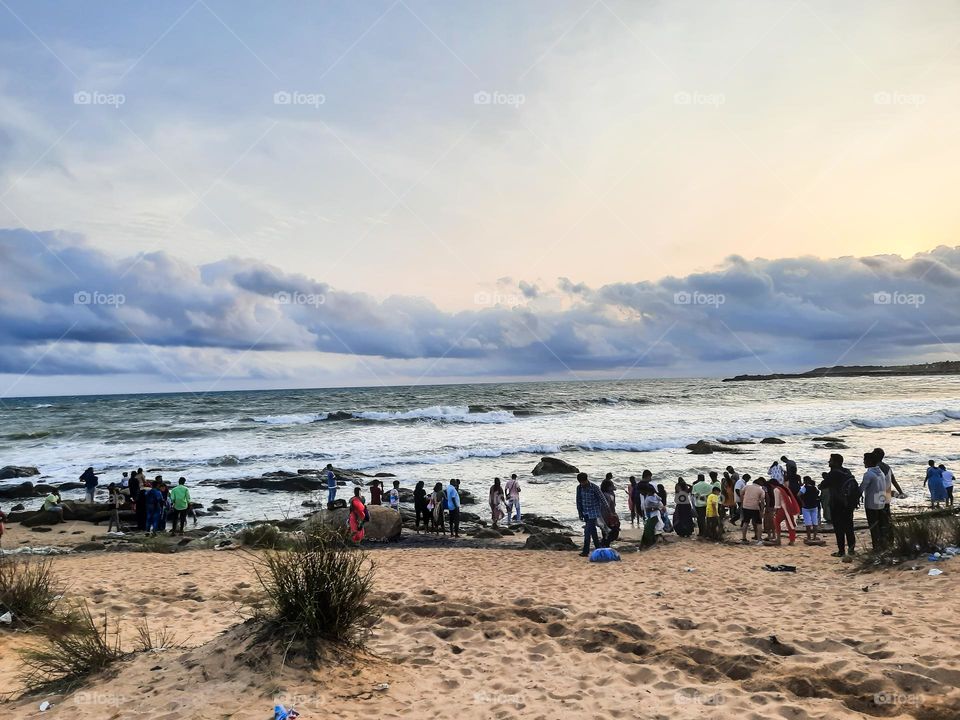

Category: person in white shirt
[388, 480, 401, 512]
[768, 461, 784, 483]
[504, 474, 522, 523]
[939, 464, 954, 507]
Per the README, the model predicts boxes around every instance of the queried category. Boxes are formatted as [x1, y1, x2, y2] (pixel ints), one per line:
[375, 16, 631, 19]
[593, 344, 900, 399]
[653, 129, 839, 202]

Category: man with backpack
[820, 454, 860, 557]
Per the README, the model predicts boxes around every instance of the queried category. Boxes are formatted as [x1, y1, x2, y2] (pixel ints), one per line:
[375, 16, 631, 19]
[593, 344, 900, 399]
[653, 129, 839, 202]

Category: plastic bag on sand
[589, 548, 621, 562]
[274, 705, 299, 720]
[0, 611, 12, 624]
[39, 701, 51, 712]
[928, 568, 944, 576]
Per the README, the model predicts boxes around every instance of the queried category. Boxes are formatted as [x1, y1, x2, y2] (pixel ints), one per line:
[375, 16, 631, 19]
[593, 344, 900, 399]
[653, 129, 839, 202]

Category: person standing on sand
[626, 476, 638, 525]
[489, 477, 505, 528]
[734, 472, 749, 525]
[861, 452, 889, 551]
[641, 485, 666, 547]
[145, 479, 164, 535]
[349, 487, 367, 544]
[413, 481, 429, 532]
[740, 478, 765, 543]
[939, 464, 954, 506]
[761, 478, 776, 540]
[599, 477, 621, 546]
[705, 487, 722, 540]
[80, 467, 99, 503]
[369, 480, 383, 506]
[504, 474, 522, 524]
[781, 456, 801, 495]
[446, 479, 461, 537]
[575, 472, 606, 557]
[721, 473, 738, 525]
[325, 464, 337, 506]
[169, 477, 191, 536]
[797, 477, 821, 543]
[770, 478, 799, 545]
[672, 477, 695, 538]
[389, 480, 401, 513]
[106, 483, 122, 532]
[924, 460, 946, 508]
[821, 454, 859, 557]
[429, 482, 446, 534]
[692, 474, 712, 537]
[768, 461, 784, 484]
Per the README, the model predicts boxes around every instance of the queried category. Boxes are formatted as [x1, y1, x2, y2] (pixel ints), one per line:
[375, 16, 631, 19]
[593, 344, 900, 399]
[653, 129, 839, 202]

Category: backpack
[836, 469, 861, 509]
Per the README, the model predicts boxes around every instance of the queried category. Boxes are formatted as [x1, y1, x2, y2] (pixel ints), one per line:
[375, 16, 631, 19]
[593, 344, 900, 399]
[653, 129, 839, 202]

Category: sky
[1, 0, 960, 396]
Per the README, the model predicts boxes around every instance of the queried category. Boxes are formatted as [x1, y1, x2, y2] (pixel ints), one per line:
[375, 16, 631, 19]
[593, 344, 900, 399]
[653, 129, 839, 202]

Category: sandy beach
[3, 524, 959, 720]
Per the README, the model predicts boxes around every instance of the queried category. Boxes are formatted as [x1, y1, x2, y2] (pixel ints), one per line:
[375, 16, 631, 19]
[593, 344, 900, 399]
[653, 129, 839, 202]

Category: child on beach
[705, 486, 722, 540]
[389, 480, 401, 512]
[798, 476, 821, 542]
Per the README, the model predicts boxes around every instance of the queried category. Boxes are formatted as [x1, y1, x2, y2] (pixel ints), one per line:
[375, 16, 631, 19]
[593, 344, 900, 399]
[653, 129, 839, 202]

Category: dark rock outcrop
[524, 532, 577, 551]
[760, 437, 786, 444]
[0, 482, 38, 499]
[0, 465, 40, 480]
[532, 457, 580, 476]
[686, 440, 745, 455]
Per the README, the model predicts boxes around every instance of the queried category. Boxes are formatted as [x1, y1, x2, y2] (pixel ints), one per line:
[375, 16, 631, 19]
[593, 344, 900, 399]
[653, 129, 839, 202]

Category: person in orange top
[349, 487, 367, 544]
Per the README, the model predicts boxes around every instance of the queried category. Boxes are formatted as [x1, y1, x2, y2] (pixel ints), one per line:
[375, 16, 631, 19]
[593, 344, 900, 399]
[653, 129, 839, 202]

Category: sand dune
[2, 536, 959, 719]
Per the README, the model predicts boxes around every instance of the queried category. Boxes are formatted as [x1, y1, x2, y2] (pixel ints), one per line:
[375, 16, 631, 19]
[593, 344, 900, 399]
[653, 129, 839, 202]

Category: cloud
[2, 229, 960, 387]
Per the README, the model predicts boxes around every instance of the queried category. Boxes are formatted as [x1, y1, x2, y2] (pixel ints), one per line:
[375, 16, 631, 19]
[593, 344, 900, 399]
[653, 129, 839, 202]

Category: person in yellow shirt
[705, 487, 723, 540]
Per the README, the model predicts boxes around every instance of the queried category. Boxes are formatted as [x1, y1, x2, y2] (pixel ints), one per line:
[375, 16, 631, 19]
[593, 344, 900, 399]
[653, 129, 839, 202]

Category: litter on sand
[928, 568, 944, 576]
[0, 611, 12, 624]
[763, 564, 797, 573]
[273, 705, 300, 719]
[589, 547, 621, 562]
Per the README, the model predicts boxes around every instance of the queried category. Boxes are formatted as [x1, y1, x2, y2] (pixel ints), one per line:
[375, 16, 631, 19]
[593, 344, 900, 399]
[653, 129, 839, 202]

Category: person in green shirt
[691, 474, 713, 537]
[168, 477, 191, 536]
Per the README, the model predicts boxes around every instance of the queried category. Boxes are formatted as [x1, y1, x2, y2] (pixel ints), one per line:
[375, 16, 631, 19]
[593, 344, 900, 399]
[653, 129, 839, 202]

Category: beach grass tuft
[133, 617, 180, 652]
[19, 603, 124, 693]
[0, 558, 60, 628]
[253, 527, 379, 661]
[859, 509, 960, 568]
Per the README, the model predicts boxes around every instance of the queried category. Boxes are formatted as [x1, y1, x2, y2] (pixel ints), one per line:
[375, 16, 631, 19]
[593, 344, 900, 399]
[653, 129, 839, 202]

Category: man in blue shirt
[446, 479, 461, 537]
[575, 472, 607, 557]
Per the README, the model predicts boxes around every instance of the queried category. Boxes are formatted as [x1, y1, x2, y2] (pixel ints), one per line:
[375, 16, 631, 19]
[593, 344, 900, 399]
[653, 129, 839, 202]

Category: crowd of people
[570, 448, 953, 559]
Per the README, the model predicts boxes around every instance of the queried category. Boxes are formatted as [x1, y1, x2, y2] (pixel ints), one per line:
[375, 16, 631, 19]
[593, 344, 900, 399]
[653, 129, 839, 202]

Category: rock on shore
[532, 457, 580, 475]
[0, 465, 39, 480]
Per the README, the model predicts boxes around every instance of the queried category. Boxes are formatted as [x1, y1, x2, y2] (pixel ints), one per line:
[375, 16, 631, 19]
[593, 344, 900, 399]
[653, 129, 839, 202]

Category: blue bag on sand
[589, 547, 621, 562]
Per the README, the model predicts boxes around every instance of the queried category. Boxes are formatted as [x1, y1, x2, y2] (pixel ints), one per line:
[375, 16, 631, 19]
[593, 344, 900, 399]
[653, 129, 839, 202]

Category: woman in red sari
[771, 478, 800, 545]
[349, 487, 367, 544]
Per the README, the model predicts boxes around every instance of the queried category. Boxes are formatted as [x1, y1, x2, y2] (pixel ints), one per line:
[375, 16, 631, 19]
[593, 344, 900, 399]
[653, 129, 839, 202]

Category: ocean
[3, 376, 959, 524]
